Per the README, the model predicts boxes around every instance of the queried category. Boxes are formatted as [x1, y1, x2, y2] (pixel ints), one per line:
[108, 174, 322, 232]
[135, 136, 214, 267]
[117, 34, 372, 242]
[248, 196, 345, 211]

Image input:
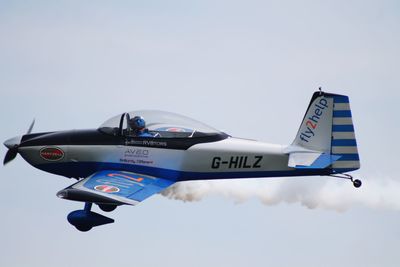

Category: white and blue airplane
[3, 90, 361, 231]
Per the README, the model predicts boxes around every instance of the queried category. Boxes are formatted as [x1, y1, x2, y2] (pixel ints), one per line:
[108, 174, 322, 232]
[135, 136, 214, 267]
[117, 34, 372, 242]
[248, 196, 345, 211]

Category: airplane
[3, 90, 361, 231]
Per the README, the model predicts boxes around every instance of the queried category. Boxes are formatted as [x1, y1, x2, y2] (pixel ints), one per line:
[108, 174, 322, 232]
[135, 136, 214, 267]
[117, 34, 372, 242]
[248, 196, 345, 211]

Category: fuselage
[3, 94, 361, 232]
[16, 129, 331, 181]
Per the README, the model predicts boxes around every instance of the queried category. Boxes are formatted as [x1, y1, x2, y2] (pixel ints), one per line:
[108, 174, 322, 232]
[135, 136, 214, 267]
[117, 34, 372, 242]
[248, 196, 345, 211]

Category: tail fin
[289, 91, 360, 173]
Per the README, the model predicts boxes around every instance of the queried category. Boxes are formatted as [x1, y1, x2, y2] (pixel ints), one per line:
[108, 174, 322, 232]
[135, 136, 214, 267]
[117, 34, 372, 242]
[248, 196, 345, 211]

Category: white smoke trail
[161, 174, 400, 211]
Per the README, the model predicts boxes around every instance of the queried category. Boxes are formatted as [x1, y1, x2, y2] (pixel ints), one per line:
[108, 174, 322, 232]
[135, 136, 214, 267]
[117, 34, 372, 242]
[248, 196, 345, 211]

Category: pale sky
[1, 1, 400, 267]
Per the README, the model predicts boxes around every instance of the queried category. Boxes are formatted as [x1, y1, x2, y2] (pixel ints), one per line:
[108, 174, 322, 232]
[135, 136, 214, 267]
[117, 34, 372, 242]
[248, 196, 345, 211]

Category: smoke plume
[161, 174, 400, 211]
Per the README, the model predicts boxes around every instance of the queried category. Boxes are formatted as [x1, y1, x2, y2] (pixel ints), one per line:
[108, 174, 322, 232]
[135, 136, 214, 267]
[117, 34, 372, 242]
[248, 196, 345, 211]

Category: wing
[57, 170, 175, 206]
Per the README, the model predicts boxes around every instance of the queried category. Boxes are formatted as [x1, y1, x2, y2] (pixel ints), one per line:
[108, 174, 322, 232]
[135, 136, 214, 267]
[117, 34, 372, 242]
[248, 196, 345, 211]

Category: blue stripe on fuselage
[34, 161, 351, 182]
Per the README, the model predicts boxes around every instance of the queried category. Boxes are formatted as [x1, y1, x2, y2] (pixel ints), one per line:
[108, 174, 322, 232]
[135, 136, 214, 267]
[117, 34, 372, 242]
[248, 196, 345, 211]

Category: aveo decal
[124, 148, 149, 158]
[299, 97, 329, 143]
[121, 149, 154, 165]
[211, 156, 263, 169]
[40, 147, 65, 161]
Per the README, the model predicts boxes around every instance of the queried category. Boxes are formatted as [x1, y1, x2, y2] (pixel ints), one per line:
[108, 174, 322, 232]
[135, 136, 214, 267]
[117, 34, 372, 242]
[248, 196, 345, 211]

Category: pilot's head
[129, 116, 146, 131]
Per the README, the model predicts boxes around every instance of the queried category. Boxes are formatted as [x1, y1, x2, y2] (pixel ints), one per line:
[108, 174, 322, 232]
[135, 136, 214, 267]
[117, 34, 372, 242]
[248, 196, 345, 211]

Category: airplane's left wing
[57, 170, 175, 206]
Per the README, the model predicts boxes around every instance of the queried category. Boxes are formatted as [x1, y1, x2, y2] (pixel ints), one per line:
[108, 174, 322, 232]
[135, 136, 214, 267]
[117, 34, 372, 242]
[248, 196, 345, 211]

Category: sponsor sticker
[125, 139, 167, 147]
[94, 185, 120, 193]
[124, 148, 149, 158]
[166, 127, 185, 132]
[299, 97, 329, 143]
[106, 172, 144, 182]
[155, 126, 192, 132]
[40, 147, 65, 161]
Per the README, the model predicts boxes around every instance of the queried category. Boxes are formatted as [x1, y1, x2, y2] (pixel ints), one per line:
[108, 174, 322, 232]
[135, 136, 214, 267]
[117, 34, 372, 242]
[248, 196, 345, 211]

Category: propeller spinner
[3, 119, 35, 165]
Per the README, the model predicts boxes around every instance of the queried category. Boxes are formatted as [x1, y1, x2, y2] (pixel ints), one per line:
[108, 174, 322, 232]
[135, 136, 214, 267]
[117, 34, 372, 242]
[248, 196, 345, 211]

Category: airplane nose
[3, 136, 22, 165]
[4, 136, 22, 149]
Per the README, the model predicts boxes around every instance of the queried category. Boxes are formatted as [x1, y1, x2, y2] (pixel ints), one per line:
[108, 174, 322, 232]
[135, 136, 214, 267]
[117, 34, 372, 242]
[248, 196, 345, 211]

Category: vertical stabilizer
[290, 91, 360, 172]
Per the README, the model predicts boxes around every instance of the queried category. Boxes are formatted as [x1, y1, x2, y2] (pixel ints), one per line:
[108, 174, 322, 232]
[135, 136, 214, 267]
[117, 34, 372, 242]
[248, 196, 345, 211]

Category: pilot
[128, 116, 154, 137]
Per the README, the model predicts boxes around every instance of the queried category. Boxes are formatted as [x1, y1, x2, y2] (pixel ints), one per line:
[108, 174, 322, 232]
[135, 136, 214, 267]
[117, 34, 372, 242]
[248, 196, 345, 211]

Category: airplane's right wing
[57, 170, 175, 206]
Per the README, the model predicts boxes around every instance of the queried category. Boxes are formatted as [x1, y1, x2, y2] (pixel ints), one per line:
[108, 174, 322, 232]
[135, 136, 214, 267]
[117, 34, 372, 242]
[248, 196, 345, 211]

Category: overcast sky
[0, 1, 399, 267]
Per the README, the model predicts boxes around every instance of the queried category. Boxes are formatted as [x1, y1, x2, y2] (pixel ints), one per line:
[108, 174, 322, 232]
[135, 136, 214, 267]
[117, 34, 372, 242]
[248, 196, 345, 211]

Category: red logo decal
[40, 147, 65, 161]
[167, 127, 185, 132]
[94, 185, 120, 193]
[107, 173, 144, 182]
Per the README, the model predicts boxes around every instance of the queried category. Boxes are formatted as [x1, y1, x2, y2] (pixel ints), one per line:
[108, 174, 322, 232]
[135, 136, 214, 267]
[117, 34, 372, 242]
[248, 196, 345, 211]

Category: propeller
[27, 119, 35, 135]
[3, 119, 35, 165]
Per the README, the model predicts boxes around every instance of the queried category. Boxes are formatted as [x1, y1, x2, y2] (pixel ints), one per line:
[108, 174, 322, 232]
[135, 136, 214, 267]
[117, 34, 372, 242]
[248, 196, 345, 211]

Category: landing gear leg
[84, 202, 92, 212]
[76, 203, 94, 231]
[329, 173, 362, 188]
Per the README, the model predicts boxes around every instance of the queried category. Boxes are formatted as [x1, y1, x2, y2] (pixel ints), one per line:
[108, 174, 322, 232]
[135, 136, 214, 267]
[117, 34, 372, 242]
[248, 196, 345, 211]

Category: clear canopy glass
[98, 110, 221, 138]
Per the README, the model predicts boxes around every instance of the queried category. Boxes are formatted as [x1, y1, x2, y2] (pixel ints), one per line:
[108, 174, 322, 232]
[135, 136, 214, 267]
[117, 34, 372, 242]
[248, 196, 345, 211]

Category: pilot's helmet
[130, 116, 146, 130]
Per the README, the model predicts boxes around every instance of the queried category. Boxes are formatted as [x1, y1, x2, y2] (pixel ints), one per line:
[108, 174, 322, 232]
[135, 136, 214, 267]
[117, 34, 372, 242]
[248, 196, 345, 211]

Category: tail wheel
[329, 173, 362, 188]
[353, 179, 362, 188]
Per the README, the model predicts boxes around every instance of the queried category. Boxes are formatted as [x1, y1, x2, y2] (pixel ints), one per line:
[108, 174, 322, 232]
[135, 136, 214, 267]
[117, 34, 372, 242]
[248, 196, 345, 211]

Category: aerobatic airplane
[3, 90, 361, 231]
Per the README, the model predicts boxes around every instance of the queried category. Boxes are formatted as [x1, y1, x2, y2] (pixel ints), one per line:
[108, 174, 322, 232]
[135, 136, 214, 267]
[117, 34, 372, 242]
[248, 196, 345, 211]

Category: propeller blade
[3, 147, 18, 165]
[27, 119, 35, 134]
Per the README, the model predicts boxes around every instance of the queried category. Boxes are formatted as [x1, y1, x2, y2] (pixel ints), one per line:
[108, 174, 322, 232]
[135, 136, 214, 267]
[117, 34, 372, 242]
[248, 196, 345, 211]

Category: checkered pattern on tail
[330, 95, 360, 172]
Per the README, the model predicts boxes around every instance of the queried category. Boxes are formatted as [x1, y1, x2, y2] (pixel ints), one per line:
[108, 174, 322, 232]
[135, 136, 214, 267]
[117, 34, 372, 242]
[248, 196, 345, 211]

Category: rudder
[330, 94, 360, 172]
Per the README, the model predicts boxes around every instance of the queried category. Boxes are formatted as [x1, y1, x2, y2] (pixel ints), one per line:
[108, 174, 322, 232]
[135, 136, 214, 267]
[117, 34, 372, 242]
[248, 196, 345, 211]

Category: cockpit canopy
[98, 110, 222, 138]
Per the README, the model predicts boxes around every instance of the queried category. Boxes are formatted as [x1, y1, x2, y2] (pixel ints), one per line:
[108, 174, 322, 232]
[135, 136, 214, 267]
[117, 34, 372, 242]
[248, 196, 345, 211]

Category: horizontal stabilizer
[288, 152, 341, 169]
